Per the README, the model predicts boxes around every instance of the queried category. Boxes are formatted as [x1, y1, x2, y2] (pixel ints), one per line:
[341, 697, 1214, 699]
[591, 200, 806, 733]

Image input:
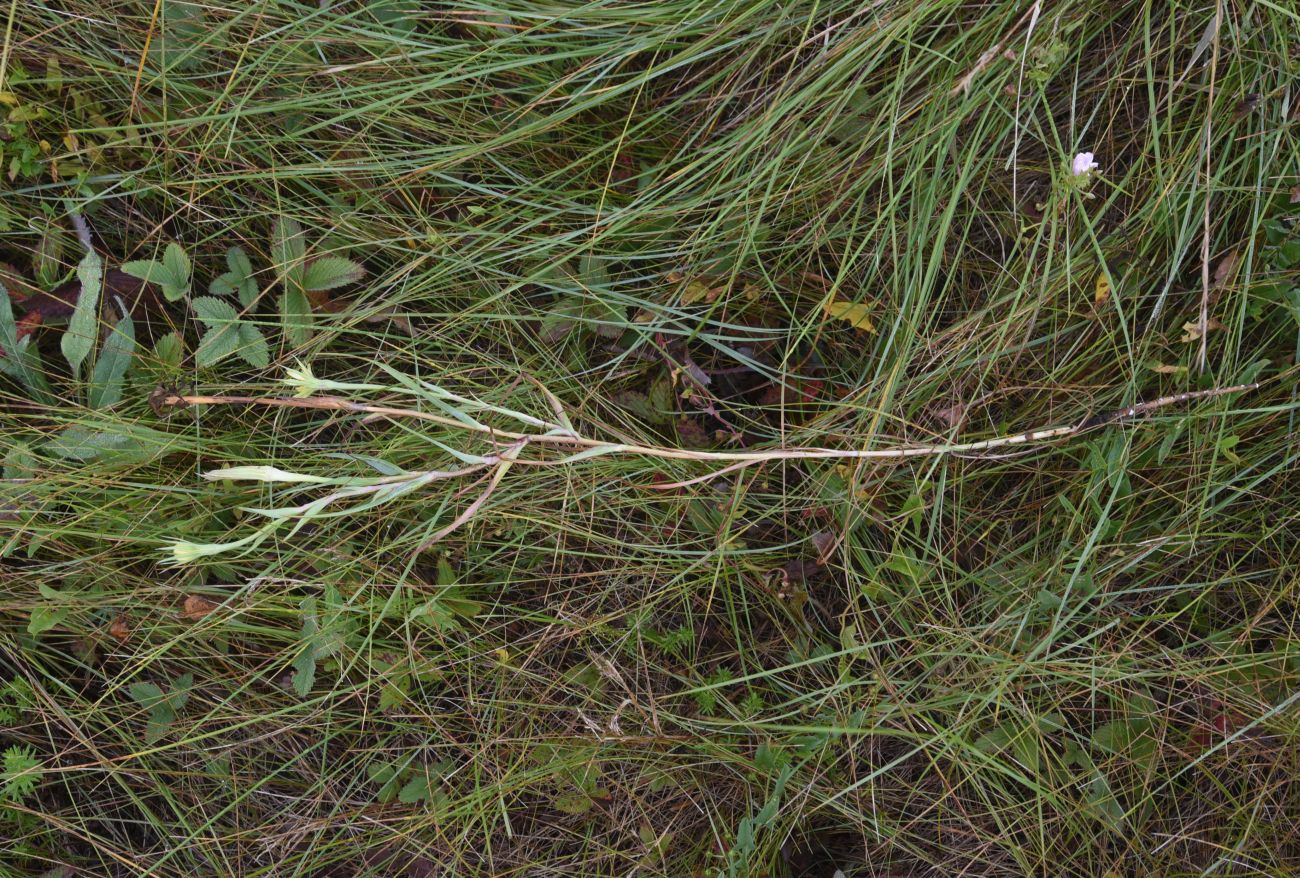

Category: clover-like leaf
[210, 246, 258, 307]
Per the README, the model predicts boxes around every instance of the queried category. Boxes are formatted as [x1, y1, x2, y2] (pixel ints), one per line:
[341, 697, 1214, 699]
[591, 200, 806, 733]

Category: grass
[1, 1, 1298, 875]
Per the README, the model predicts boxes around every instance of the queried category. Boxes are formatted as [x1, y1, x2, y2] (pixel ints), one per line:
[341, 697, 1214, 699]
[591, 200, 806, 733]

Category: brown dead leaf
[21, 269, 162, 324]
[1212, 249, 1239, 289]
[182, 594, 218, 621]
[1231, 93, 1261, 121]
[0, 262, 40, 300]
[810, 530, 838, 563]
[108, 615, 131, 643]
[1290, 183, 1300, 205]
[930, 400, 969, 430]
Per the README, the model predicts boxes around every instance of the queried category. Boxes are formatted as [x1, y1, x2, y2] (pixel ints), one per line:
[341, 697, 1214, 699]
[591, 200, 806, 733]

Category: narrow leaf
[88, 310, 135, 408]
[62, 249, 102, 376]
[273, 218, 310, 345]
[281, 287, 312, 347]
[0, 284, 54, 403]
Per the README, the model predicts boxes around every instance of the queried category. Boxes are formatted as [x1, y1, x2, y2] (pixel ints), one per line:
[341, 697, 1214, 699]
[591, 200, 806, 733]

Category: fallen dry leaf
[1094, 273, 1111, 308]
[929, 400, 969, 430]
[1150, 362, 1187, 375]
[182, 594, 218, 621]
[810, 530, 838, 563]
[1290, 183, 1300, 205]
[1181, 317, 1224, 343]
[823, 298, 876, 334]
[1212, 249, 1239, 289]
[680, 279, 721, 306]
[108, 615, 131, 643]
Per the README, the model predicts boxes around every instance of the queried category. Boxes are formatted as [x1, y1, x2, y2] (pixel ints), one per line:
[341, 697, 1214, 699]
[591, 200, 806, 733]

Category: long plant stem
[158, 381, 1261, 466]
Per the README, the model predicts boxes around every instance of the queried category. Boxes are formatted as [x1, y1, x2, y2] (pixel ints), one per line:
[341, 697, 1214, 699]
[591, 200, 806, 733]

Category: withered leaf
[1181, 317, 1224, 343]
[1212, 249, 1239, 289]
[109, 615, 131, 643]
[182, 594, 218, 621]
[823, 298, 876, 334]
[19, 268, 162, 325]
[1093, 273, 1111, 309]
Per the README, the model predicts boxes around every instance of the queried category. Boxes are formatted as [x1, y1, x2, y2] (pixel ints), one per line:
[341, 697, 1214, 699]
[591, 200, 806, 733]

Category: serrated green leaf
[195, 324, 242, 368]
[191, 296, 238, 326]
[578, 253, 609, 288]
[397, 772, 430, 804]
[292, 596, 318, 697]
[120, 258, 186, 301]
[44, 425, 164, 466]
[3, 442, 38, 480]
[292, 648, 316, 697]
[646, 378, 674, 424]
[62, 249, 102, 376]
[538, 294, 585, 343]
[210, 247, 258, 306]
[281, 286, 312, 347]
[273, 217, 306, 274]
[27, 606, 70, 635]
[552, 790, 595, 814]
[152, 331, 184, 368]
[1086, 769, 1126, 829]
[169, 673, 194, 710]
[379, 675, 410, 712]
[145, 715, 173, 744]
[367, 762, 398, 784]
[236, 323, 270, 369]
[87, 311, 135, 408]
[128, 682, 165, 708]
[582, 296, 625, 339]
[301, 256, 365, 293]
[163, 242, 191, 296]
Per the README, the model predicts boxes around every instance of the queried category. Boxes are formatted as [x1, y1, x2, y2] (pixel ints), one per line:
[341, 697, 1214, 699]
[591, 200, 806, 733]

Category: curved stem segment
[158, 381, 1261, 464]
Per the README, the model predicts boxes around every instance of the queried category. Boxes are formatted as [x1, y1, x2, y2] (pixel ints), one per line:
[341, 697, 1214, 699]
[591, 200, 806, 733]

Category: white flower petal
[1071, 151, 1099, 176]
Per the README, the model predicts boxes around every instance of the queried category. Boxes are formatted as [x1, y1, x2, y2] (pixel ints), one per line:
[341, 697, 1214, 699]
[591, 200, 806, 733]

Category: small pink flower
[1072, 151, 1099, 176]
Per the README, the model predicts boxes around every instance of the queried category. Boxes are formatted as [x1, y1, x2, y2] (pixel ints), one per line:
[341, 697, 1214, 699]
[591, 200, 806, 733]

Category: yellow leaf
[1094, 273, 1111, 307]
[823, 298, 876, 334]
[680, 280, 719, 305]
[0, 92, 17, 107]
[1149, 362, 1186, 375]
[1181, 317, 1223, 343]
